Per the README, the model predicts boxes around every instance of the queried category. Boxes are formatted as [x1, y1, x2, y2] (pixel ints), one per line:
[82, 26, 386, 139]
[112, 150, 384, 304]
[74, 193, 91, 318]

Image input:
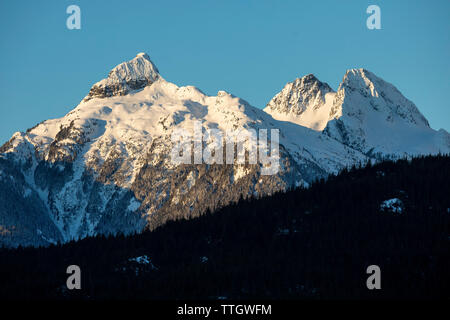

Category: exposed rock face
[0, 156, 64, 247]
[264, 74, 335, 130]
[83, 53, 160, 102]
[266, 74, 333, 115]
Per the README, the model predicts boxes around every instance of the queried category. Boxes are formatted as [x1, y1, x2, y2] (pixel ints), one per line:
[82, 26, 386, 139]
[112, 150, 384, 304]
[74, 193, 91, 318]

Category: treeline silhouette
[0, 155, 449, 300]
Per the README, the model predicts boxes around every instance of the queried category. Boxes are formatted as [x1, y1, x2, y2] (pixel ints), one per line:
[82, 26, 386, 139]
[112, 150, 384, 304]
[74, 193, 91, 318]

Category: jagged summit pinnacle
[344, 68, 368, 75]
[263, 73, 334, 130]
[83, 52, 160, 102]
[300, 73, 331, 88]
[136, 52, 151, 59]
[265, 73, 334, 110]
[341, 68, 380, 89]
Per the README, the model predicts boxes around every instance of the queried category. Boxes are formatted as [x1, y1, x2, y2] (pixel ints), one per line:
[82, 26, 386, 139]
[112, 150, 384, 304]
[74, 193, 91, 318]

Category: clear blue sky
[0, 0, 449, 143]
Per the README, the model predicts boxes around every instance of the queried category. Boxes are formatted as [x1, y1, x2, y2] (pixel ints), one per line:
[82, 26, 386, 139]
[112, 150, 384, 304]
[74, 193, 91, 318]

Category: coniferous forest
[0, 155, 449, 300]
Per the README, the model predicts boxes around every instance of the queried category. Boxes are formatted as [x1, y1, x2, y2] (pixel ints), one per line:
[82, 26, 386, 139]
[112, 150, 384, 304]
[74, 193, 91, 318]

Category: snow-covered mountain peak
[105, 52, 159, 82]
[263, 67, 448, 158]
[323, 69, 446, 156]
[332, 68, 430, 128]
[339, 68, 381, 97]
[136, 52, 150, 58]
[263, 74, 335, 130]
[341, 68, 371, 84]
[83, 52, 160, 102]
[300, 74, 331, 88]
[341, 68, 401, 101]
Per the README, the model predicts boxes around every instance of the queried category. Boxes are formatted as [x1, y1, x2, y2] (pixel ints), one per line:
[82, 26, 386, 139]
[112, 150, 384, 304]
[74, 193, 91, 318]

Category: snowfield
[380, 198, 404, 214]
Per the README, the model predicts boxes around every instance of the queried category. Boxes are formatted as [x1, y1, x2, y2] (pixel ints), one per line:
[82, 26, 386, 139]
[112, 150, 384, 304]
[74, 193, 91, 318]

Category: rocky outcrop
[264, 74, 335, 130]
[83, 53, 160, 102]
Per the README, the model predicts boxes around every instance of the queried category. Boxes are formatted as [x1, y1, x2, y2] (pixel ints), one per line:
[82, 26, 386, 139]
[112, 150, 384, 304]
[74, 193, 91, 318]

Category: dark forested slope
[0, 155, 449, 300]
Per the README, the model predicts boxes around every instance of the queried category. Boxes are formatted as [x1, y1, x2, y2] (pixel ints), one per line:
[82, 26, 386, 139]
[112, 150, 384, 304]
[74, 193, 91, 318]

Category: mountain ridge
[265, 67, 449, 158]
[0, 53, 448, 247]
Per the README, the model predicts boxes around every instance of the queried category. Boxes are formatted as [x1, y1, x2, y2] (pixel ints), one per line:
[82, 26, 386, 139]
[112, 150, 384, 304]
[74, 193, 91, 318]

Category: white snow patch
[129, 255, 150, 264]
[380, 198, 403, 214]
[128, 255, 159, 270]
[233, 166, 249, 182]
[127, 197, 141, 212]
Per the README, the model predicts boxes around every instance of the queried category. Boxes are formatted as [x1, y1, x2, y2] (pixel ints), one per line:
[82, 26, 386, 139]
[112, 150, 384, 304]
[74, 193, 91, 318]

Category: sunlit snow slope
[265, 69, 450, 158]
